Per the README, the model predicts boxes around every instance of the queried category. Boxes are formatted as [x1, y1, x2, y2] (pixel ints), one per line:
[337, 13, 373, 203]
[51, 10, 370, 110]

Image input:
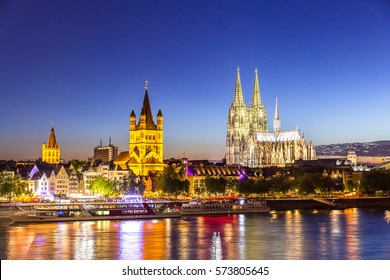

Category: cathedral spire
[274, 97, 281, 134]
[251, 68, 261, 106]
[233, 67, 244, 105]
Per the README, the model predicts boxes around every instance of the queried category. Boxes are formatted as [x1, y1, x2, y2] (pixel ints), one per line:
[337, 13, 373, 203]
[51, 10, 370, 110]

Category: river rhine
[1, 208, 389, 260]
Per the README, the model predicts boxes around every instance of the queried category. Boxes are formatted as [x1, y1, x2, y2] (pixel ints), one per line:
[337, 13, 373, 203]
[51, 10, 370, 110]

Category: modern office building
[93, 137, 119, 162]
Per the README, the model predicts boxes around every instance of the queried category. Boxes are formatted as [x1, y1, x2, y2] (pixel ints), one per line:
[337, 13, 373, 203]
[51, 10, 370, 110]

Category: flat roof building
[93, 137, 118, 163]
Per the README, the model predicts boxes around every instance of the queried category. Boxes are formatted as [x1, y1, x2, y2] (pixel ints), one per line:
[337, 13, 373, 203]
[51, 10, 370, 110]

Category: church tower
[127, 81, 164, 176]
[42, 124, 60, 164]
[226, 67, 249, 165]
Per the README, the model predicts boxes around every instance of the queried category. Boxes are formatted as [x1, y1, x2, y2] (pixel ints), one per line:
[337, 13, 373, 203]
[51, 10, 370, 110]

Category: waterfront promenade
[266, 197, 390, 210]
[1, 197, 390, 219]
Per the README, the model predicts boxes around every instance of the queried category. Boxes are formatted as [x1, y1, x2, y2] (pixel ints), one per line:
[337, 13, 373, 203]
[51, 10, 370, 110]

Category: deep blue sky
[1, 0, 389, 161]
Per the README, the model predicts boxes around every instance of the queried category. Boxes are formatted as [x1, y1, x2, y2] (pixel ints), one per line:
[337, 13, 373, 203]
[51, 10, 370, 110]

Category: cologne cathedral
[226, 68, 316, 167]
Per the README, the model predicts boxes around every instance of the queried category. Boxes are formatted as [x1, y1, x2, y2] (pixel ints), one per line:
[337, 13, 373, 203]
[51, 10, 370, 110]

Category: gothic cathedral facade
[226, 68, 316, 167]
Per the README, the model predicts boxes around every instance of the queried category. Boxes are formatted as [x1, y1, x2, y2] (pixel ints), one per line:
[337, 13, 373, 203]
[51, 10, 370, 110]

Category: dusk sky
[1, 0, 389, 161]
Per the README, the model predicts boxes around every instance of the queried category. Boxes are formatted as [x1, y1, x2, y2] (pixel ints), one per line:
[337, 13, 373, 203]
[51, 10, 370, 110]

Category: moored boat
[180, 198, 270, 216]
[10, 201, 181, 224]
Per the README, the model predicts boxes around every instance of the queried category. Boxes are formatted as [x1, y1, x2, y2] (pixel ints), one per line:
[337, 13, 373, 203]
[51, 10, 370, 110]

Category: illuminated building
[41, 124, 60, 164]
[347, 149, 358, 165]
[226, 67, 316, 167]
[31, 171, 49, 196]
[55, 165, 69, 195]
[114, 82, 165, 176]
[93, 137, 119, 163]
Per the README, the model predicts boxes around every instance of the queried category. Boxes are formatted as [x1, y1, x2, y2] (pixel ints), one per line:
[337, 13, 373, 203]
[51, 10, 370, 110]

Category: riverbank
[1, 198, 389, 220]
[266, 197, 390, 210]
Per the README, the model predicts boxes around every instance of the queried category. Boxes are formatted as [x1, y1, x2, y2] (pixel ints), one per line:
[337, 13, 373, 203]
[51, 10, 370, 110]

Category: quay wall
[266, 197, 390, 210]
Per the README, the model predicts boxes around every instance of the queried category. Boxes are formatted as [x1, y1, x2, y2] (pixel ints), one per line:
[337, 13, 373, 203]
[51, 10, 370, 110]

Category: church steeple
[233, 67, 245, 106]
[47, 124, 58, 148]
[138, 80, 156, 129]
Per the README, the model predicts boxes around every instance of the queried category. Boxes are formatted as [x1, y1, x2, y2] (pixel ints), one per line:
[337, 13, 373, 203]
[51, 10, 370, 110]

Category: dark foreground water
[1, 208, 390, 260]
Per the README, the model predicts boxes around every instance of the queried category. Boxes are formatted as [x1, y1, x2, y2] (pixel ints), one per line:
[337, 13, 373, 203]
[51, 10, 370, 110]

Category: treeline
[194, 171, 390, 196]
[195, 173, 345, 196]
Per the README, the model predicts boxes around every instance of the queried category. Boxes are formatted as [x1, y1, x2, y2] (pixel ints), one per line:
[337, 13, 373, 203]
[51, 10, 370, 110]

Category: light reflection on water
[1, 208, 390, 260]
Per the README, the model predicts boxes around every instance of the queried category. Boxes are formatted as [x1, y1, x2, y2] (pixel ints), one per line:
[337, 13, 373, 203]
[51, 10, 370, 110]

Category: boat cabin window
[122, 195, 143, 203]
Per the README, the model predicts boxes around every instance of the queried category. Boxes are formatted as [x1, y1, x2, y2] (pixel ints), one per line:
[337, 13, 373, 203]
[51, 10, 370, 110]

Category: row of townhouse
[1, 161, 131, 197]
[27, 164, 84, 197]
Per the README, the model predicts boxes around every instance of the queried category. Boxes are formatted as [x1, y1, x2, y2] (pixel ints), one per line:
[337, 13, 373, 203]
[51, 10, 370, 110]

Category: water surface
[1, 208, 389, 260]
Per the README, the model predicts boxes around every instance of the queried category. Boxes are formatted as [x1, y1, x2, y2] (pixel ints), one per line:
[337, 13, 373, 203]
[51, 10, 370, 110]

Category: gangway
[313, 198, 347, 209]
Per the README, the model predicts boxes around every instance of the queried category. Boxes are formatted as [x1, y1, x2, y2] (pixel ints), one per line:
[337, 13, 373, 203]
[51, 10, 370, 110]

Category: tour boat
[180, 198, 270, 216]
[10, 201, 181, 224]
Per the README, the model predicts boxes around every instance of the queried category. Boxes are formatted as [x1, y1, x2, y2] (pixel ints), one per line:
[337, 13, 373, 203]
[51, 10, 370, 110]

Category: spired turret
[273, 97, 281, 134]
[130, 110, 136, 129]
[157, 109, 163, 130]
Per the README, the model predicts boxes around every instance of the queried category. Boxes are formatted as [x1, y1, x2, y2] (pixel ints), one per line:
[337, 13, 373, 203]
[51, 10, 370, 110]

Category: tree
[89, 176, 119, 198]
[148, 171, 160, 192]
[0, 172, 27, 201]
[268, 174, 292, 193]
[361, 171, 390, 194]
[205, 176, 227, 195]
[68, 159, 87, 173]
[253, 179, 269, 195]
[320, 176, 337, 194]
[226, 177, 238, 194]
[164, 178, 190, 199]
[119, 173, 146, 195]
[157, 166, 178, 192]
[237, 178, 256, 195]
[157, 166, 189, 198]
[345, 179, 358, 192]
[293, 173, 322, 194]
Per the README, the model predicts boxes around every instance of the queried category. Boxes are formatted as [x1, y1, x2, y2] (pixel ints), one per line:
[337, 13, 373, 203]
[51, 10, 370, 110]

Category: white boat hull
[180, 208, 270, 216]
[181, 199, 270, 216]
[11, 212, 181, 224]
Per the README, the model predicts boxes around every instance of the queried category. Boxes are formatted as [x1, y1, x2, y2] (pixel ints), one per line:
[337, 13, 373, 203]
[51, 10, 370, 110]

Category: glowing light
[385, 210, 390, 224]
[210, 232, 222, 260]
